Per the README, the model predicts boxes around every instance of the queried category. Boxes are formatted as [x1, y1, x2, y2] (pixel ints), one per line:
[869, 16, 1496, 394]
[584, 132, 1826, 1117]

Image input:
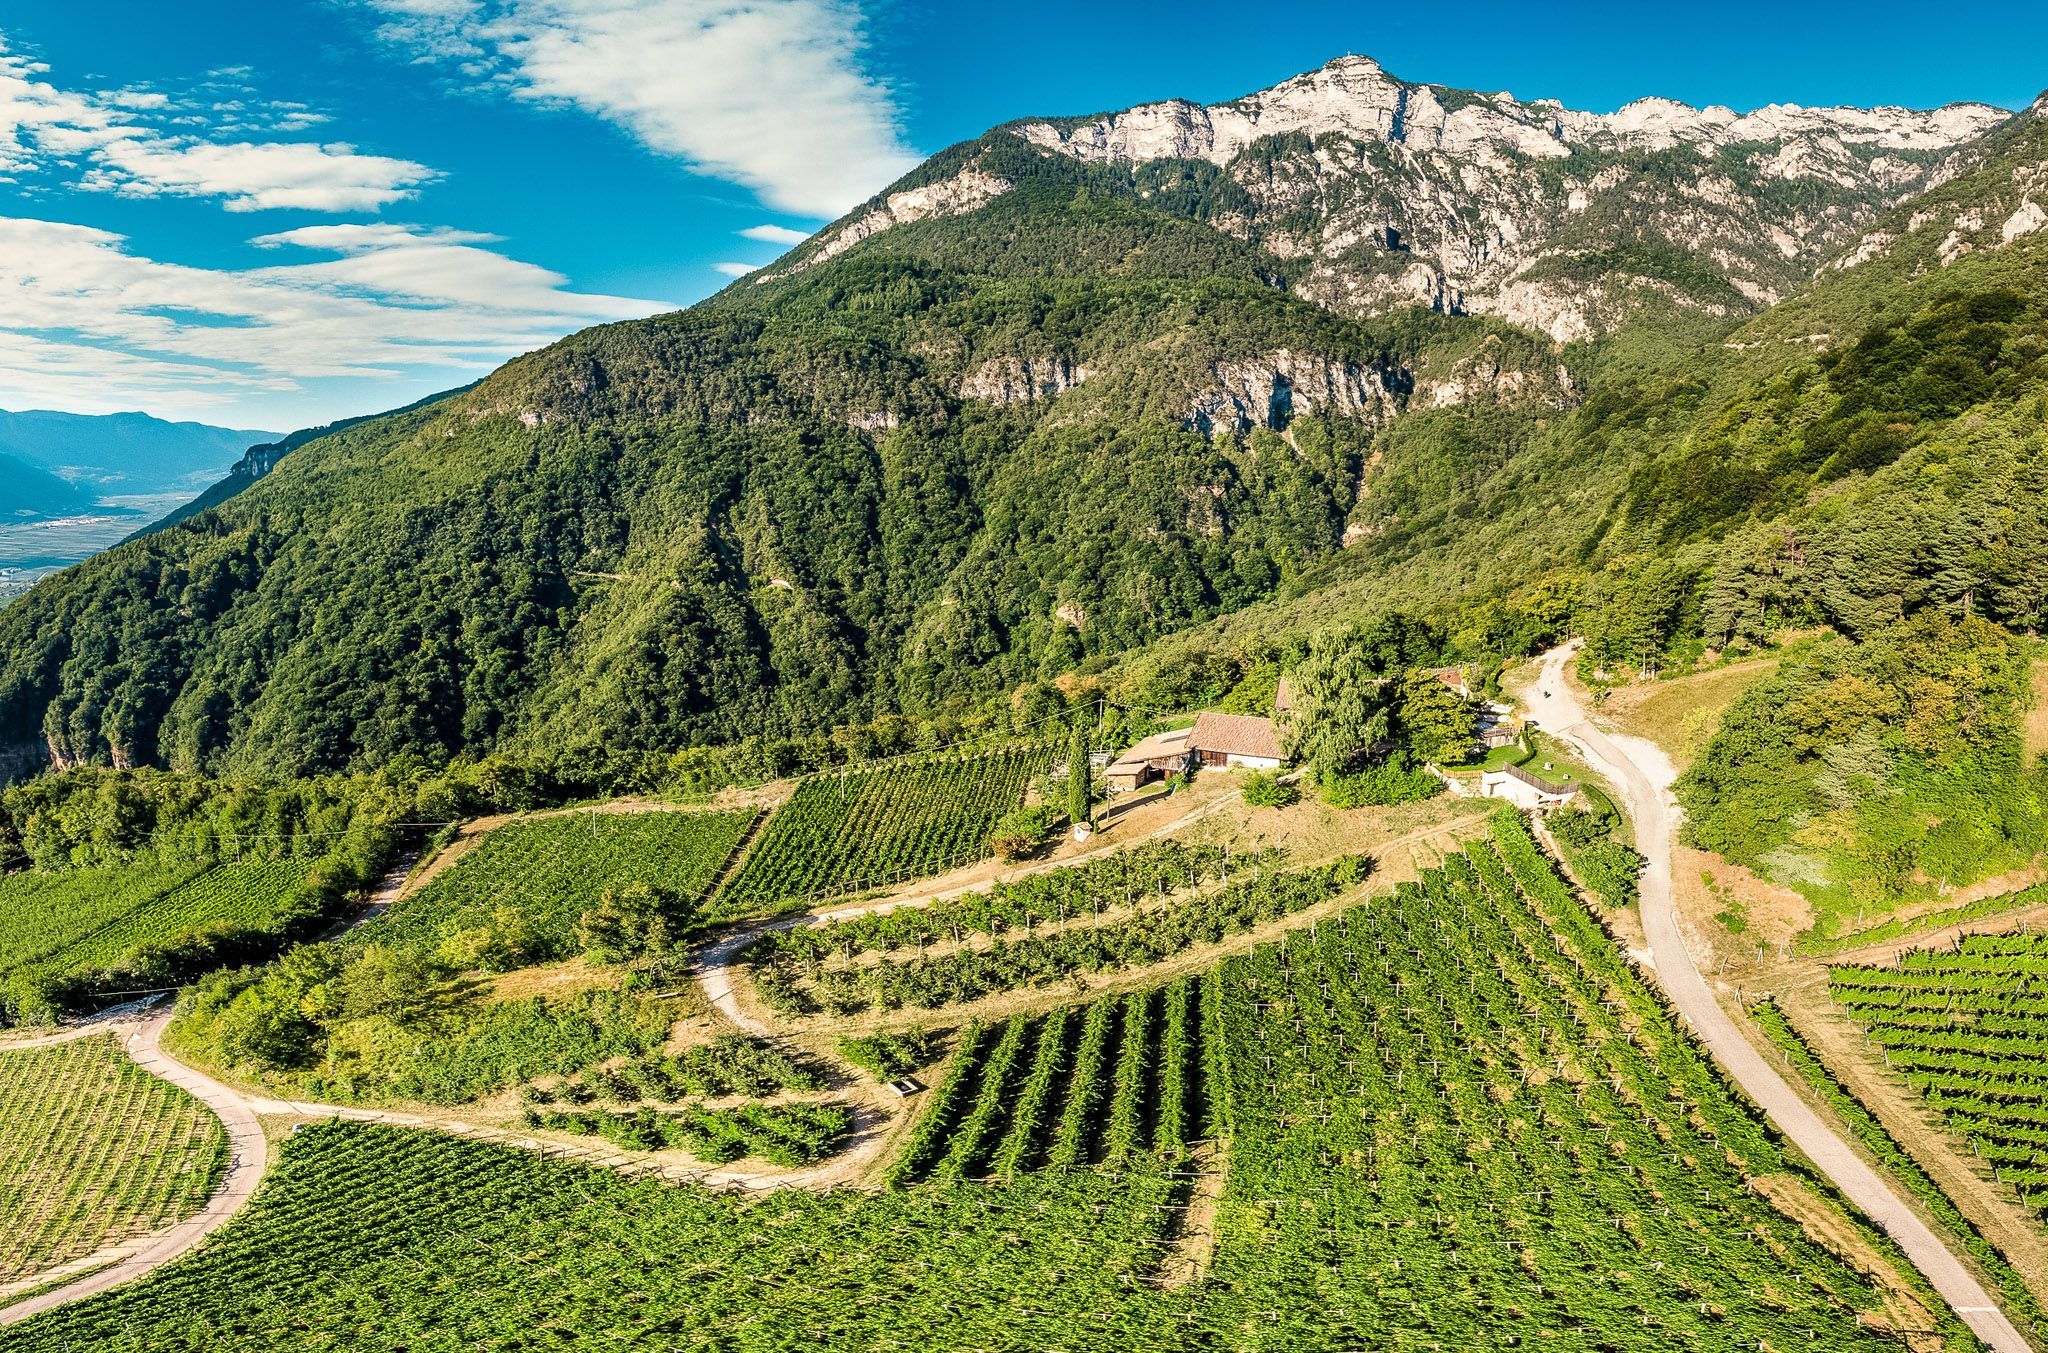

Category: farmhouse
[1479, 763, 1577, 811]
[1104, 727, 1197, 792]
[1189, 712, 1287, 771]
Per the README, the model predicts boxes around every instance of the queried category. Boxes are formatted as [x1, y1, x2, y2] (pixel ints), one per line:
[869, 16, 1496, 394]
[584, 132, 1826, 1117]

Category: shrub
[989, 805, 1060, 862]
[838, 1029, 941, 1080]
[1318, 755, 1442, 808]
[1239, 770, 1299, 808]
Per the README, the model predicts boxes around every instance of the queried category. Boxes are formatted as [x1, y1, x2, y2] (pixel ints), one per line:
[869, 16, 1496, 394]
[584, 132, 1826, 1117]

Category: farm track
[1525, 642, 2031, 1353]
[0, 1011, 265, 1328]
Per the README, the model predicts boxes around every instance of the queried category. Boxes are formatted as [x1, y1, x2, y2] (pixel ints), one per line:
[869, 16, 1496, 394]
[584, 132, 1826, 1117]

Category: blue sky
[1, 0, 2043, 433]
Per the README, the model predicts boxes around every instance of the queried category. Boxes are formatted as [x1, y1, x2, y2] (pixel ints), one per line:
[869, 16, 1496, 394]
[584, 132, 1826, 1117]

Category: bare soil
[2025, 660, 2048, 763]
[1153, 1140, 1229, 1290]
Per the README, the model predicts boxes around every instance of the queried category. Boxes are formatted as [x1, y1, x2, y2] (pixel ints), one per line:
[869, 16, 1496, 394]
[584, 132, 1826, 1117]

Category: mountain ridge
[2, 52, 2046, 783]
[779, 55, 2019, 346]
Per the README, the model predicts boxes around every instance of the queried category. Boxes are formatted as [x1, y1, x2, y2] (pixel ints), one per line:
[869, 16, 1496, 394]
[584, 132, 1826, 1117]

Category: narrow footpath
[1523, 642, 2028, 1353]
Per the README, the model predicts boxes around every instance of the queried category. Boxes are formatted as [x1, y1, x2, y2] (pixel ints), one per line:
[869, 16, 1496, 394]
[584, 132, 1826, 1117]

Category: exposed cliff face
[1007, 56, 2009, 341]
[960, 356, 1091, 404]
[1187, 350, 1398, 436]
[792, 166, 1013, 272]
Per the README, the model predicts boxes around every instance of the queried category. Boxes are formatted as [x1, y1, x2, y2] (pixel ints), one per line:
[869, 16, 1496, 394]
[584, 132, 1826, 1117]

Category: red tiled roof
[1191, 712, 1286, 761]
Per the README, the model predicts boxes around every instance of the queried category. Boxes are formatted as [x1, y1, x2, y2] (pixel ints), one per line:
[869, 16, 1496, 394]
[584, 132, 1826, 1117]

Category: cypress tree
[1067, 715, 1091, 829]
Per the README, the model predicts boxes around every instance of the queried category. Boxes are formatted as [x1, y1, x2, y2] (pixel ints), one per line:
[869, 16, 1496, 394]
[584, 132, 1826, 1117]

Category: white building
[1479, 764, 1577, 811]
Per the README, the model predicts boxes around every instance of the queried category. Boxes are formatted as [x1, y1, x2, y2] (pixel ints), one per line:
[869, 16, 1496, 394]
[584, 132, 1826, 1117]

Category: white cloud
[710, 261, 759, 277]
[83, 138, 434, 211]
[0, 39, 435, 211]
[360, 0, 919, 218]
[740, 223, 809, 246]
[0, 215, 668, 418]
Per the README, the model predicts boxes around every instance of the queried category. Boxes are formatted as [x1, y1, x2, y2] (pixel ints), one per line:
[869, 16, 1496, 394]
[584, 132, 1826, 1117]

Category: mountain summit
[787, 56, 2008, 341]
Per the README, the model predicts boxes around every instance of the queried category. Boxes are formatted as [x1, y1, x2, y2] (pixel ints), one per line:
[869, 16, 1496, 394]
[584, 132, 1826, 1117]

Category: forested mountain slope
[0, 60, 2040, 781]
[1116, 96, 2048, 681]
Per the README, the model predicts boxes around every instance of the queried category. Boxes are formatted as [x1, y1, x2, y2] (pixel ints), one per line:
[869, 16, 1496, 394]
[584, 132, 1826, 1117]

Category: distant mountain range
[2, 54, 2046, 777]
[0, 409, 279, 515]
[0, 450, 95, 520]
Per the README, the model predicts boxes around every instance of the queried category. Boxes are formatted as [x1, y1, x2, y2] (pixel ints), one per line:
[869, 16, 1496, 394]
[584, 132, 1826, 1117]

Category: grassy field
[0, 1034, 227, 1285]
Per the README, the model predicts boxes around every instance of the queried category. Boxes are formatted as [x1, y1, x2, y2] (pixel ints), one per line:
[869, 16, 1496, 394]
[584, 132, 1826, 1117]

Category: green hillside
[2, 93, 2046, 792]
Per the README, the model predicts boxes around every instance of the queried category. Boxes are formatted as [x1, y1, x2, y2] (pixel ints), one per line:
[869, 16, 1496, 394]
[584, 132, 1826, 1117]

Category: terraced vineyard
[1830, 929, 2048, 1216]
[0, 818, 1982, 1350]
[745, 845, 1361, 1016]
[713, 744, 1053, 917]
[0, 1034, 227, 1286]
[366, 808, 757, 956]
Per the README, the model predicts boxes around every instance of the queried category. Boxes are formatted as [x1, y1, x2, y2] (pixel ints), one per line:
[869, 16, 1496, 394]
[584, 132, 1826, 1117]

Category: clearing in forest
[0, 1033, 227, 1287]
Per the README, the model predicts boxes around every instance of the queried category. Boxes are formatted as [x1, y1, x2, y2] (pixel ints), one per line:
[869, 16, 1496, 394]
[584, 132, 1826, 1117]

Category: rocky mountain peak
[998, 57, 2014, 342]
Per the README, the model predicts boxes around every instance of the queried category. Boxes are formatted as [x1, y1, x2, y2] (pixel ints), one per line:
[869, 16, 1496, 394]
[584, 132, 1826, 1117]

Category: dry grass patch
[1599, 657, 1779, 769]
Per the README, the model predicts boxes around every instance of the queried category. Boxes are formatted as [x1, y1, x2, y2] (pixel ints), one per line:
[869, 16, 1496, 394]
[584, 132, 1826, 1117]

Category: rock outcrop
[1186, 350, 1396, 435]
[960, 356, 1091, 405]
[778, 166, 1013, 275]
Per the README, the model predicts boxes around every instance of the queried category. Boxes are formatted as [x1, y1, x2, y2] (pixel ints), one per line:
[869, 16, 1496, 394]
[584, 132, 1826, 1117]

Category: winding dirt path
[0, 1011, 267, 1328]
[1523, 642, 2029, 1353]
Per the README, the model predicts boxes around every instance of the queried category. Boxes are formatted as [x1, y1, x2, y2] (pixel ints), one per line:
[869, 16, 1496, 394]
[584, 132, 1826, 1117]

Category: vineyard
[1751, 998, 2048, 1341]
[526, 1103, 851, 1165]
[713, 744, 1052, 917]
[524, 1034, 826, 1105]
[870, 813, 1963, 1346]
[0, 1034, 227, 1286]
[363, 808, 757, 958]
[0, 860, 211, 977]
[745, 846, 1364, 1016]
[886, 975, 1204, 1186]
[1829, 928, 2048, 1216]
[0, 816, 1985, 1350]
[27, 862, 307, 978]
[0, 1122, 1183, 1351]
